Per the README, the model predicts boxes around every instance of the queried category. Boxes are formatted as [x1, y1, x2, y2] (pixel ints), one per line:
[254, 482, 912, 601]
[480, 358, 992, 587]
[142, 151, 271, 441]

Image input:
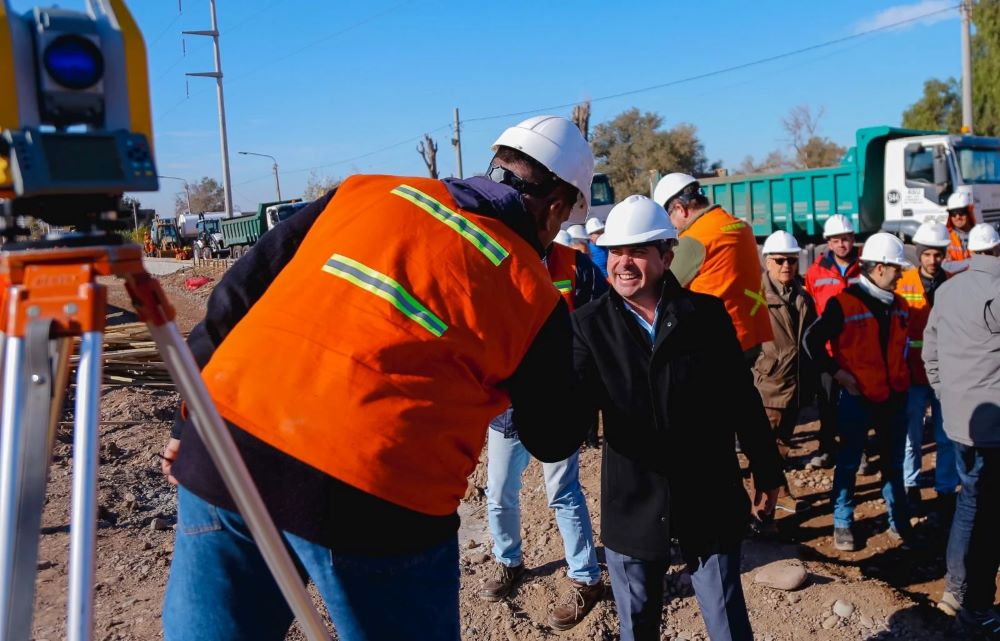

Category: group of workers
[157, 114, 999, 641]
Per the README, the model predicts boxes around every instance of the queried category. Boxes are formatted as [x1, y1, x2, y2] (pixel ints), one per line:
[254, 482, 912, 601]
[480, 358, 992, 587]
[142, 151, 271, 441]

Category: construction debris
[69, 322, 186, 387]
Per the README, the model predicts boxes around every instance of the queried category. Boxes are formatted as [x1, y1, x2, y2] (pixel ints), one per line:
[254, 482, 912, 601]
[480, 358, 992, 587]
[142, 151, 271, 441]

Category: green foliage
[121, 224, 150, 245]
[903, 1, 999, 135]
[591, 108, 709, 197]
[739, 105, 846, 173]
[902, 78, 962, 132]
[174, 177, 225, 215]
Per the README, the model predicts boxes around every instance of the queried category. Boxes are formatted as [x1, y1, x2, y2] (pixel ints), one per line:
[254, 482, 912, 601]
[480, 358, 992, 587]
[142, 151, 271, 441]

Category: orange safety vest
[946, 209, 975, 262]
[831, 290, 910, 402]
[895, 268, 947, 386]
[680, 206, 773, 351]
[201, 175, 560, 516]
[546, 242, 577, 311]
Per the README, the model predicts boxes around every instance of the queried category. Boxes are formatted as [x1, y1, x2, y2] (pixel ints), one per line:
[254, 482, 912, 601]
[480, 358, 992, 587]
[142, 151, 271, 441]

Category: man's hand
[752, 486, 780, 519]
[161, 438, 181, 486]
[833, 369, 861, 396]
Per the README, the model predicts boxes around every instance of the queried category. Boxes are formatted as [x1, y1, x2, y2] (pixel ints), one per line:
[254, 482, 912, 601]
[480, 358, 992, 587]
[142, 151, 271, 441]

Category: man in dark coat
[572, 195, 784, 641]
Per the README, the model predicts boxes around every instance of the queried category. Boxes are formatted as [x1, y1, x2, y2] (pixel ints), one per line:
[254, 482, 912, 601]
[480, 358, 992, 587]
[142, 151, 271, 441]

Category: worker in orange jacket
[803, 233, 914, 553]
[803, 214, 863, 469]
[896, 221, 958, 515]
[943, 191, 975, 274]
[159, 115, 596, 641]
[653, 173, 772, 365]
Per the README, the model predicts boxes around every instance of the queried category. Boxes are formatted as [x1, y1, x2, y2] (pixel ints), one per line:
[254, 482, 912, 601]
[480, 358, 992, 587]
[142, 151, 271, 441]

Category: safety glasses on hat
[486, 165, 559, 199]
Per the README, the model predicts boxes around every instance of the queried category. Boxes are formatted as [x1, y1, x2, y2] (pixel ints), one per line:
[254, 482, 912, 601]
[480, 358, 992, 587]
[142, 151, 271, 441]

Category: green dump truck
[693, 126, 1000, 244]
[195, 199, 308, 258]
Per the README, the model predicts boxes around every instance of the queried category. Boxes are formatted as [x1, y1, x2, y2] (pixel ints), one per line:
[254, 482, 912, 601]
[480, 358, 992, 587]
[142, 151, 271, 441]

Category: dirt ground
[28, 264, 994, 640]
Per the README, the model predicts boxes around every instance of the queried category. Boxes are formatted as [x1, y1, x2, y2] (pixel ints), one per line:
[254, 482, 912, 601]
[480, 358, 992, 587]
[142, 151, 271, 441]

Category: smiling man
[571, 195, 783, 641]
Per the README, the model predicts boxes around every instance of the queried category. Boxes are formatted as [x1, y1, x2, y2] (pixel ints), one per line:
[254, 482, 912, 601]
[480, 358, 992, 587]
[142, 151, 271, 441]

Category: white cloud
[855, 0, 958, 34]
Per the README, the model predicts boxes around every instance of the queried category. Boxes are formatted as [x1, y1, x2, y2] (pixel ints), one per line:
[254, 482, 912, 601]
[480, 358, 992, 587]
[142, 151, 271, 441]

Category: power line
[462, 3, 960, 124]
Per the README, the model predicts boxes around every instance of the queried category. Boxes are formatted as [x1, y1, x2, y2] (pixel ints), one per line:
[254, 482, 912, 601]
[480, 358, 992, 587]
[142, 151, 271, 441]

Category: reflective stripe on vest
[322, 254, 448, 337]
[844, 311, 874, 323]
[813, 277, 841, 287]
[553, 279, 572, 293]
[391, 184, 510, 266]
[744, 287, 766, 316]
[720, 221, 746, 233]
[909, 340, 923, 348]
[546, 243, 579, 311]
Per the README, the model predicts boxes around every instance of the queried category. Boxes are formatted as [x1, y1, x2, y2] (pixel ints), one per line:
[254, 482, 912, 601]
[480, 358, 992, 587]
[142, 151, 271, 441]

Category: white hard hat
[585, 217, 605, 235]
[597, 195, 678, 247]
[567, 224, 588, 241]
[652, 172, 699, 207]
[492, 115, 595, 216]
[912, 221, 950, 248]
[947, 191, 974, 211]
[968, 223, 1000, 252]
[823, 214, 855, 238]
[554, 229, 573, 247]
[860, 232, 912, 267]
[761, 230, 801, 255]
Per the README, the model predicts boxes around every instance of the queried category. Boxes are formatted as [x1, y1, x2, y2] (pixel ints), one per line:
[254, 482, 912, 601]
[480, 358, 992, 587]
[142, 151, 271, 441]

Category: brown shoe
[775, 495, 810, 514]
[549, 580, 604, 630]
[480, 562, 526, 602]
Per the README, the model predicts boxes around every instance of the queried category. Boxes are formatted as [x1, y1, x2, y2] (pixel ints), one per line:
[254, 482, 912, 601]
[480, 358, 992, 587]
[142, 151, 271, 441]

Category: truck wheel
[231, 245, 243, 259]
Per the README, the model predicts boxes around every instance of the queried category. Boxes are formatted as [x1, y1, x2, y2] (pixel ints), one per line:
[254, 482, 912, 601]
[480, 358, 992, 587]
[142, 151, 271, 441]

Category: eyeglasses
[949, 210, 969, 217]
[770, 256, 798, 266]
[486, 165, 559, 199]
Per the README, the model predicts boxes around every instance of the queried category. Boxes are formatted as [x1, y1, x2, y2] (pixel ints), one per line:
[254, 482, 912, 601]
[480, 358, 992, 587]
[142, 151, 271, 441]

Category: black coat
[572, 273, 784, 561]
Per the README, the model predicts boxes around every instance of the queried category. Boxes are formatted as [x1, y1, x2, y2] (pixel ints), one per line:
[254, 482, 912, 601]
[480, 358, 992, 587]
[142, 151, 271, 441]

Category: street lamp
[238, 151, 282, 201]
[158, 175, 193, 213]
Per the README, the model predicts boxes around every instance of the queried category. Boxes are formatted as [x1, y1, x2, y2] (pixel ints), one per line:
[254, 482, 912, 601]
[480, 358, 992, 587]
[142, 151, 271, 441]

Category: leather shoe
[549, 580, 604, 630]
[480, 562, 526, 602]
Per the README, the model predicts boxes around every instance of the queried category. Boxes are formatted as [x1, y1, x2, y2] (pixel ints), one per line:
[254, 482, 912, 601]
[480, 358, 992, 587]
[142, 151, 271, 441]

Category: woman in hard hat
[752, 231, 818, 523]
[803, 233, 915, 553]
[894, 221, 957, 519]
[943, 191, 976, 274]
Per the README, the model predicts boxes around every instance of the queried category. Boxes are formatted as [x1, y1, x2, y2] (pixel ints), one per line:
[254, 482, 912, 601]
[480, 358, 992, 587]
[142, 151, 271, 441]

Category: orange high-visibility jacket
[201, 175, 560, 516]
[831, 290, 910, 402]
[946, 210, 975, 262]
[680, 206, 773, 351]
[895, 268, 946, 386]
[546, 242, 578, 311]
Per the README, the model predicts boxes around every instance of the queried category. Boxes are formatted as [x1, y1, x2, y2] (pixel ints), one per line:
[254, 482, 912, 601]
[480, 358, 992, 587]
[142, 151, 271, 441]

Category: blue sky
[37, 0, 970, 214]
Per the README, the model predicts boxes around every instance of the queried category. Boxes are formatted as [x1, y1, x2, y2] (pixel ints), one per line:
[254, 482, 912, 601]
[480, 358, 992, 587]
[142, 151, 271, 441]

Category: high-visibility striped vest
[546, 243, 578, 311]
[805, 252, 861, 315]
[895, 268, 946, 386]
[947, 226, 972, 262]
[831, 290, 910, 402]
[680, 206, 773, 351]
[201, 175, 560, 516]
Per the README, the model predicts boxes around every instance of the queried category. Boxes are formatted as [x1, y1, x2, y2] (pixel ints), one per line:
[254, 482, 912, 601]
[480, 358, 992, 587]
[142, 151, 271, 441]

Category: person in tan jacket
[752, 231, 818, 516]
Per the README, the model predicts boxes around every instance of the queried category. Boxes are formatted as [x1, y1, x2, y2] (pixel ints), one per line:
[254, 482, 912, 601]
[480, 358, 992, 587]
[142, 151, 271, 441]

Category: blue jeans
[163, 487, 460, 641]
[605, 544, 753, 641]
[945, 442, 1000, 612]
[832, 391, 911, 531]
[485, 429, 600, 585]
[903, 384, 958, 493]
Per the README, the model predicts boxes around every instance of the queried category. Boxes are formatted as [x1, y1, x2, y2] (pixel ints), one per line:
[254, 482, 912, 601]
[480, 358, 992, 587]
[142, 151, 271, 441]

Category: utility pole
[961, 0, 974, 133]
[452, 108, 463, 179]
[185, 0, 234, 217]
[158, 175, 193, 213]
[239, 151, 282, 200]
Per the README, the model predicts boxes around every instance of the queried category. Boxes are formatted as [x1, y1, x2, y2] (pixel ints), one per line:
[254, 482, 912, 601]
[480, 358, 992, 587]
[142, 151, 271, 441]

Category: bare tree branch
[417, 134, 439, 179]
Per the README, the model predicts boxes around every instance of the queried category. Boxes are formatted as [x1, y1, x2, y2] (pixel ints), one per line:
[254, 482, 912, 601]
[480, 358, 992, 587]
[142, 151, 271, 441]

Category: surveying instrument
[0, 2, 330, 639]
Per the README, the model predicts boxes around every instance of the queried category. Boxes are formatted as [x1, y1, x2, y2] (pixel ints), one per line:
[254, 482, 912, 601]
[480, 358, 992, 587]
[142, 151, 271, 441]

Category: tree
[903, 0, 1000, 136]
[902, 78, 962, 132]
[782, 105, 846, 169]
[572, 101, 591, 140]
[303, 170, 341, 201]
[417, 134, 439, 179]
[174, 176, 224, 215]
[738, 105, 845, 173]
[591, 108, 709, 197]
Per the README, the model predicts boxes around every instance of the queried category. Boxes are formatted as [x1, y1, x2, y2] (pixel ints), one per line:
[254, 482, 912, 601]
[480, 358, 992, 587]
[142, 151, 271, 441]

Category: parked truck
[691, 126, 1000, 244]
[195, 199, 307, 258]
[563, 172, 615, 227]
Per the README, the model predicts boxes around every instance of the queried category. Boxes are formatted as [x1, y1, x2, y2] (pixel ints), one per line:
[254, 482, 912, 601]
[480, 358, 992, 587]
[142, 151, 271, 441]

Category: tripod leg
[0, 320, 59, 641]
[148, 322, 331, 641]
[66, 331, 103, 641]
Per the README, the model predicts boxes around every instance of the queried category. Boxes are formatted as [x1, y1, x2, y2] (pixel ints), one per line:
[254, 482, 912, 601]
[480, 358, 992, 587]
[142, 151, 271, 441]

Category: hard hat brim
[596, 228, 676, 247]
